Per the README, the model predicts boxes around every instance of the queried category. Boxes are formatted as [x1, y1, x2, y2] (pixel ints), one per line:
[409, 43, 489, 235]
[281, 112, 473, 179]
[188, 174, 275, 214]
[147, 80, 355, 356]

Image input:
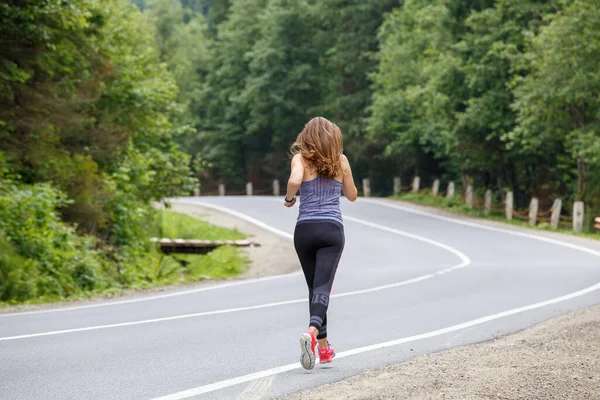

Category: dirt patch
[166, 202, 299, 279]
[284, 305, 600, 400]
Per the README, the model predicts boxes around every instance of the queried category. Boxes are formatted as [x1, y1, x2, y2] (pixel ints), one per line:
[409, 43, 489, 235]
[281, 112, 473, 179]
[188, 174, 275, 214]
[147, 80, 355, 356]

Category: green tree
[191, 0, 267, 188]
[1, 0, 193, 241]
[199, 0, 231, 33]
[368, 0, 465, 182]
[315, 0, 398, 194]
[240, 0, 323, 183]
[454, 0, 554, 197]
[510, 0, 600, 205]
[146, 0, 210, 124]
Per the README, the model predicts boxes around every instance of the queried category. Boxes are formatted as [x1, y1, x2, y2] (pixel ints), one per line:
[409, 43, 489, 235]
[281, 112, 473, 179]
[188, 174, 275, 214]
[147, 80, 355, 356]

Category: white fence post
[412, 176, 420, 193]
[528, 197, 539, 226]
[432, 179, 440, 197]
[573, 201, 584, 233]
[465, 185, 474, 208]
[218, 184, 225, 196]
[246, 182, 253, 196]
[447, 182, 455, 199]
[484, 190, 492, 215]
[362, 178, 371, 197]
[393, 177, 401, 196]
[273, 179, 280, 196]
[550, 198, 562, 229]
[505, 191, 514, 220]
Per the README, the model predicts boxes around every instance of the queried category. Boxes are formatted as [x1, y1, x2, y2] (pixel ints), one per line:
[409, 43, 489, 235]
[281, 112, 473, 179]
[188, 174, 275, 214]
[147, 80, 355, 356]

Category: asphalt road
[1, 197, 599, 400]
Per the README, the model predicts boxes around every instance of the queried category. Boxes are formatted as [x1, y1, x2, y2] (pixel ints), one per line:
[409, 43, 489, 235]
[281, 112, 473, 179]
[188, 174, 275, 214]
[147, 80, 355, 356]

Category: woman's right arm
[341, 155, 358, 202]
[284, 154, 304, 207]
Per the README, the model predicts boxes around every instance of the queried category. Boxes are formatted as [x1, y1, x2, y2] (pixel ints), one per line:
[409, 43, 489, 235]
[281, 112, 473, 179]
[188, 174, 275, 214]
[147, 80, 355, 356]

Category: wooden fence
[191, 177, 599, 234]
[380, 177, 594, 234]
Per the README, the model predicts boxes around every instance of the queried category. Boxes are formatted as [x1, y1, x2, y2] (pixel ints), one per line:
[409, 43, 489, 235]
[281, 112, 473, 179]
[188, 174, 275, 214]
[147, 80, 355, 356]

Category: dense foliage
[0, 0, 195, 302]
[155, 0, 599, 223]
[368, 0, 600, 220]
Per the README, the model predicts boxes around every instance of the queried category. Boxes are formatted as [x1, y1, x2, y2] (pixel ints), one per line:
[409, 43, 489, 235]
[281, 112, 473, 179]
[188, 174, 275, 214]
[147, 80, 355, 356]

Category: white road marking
[0, 274, 297, 318]
[149, 279, 600, 400]
[173, 199, 294, 241]
[360, 198, 600, 258]
[235, 376, 274, 400]
[0, 299, 304, 341]
[344, 215, 470, 269]
[152, 364, 298, 400]
[0, 215, 469, 341]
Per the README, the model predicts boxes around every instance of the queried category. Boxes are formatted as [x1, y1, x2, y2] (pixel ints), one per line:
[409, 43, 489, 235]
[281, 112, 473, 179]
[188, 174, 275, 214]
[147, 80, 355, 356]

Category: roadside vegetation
[0, 205, 248, 306]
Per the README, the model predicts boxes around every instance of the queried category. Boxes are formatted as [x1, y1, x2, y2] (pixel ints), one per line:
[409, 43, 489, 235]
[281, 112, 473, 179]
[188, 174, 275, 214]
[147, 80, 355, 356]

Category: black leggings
[294, 220, 345, 340]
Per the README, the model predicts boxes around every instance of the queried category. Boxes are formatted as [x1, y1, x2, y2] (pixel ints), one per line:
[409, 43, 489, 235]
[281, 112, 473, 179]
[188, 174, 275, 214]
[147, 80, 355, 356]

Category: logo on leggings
[312, 293, 329, 306]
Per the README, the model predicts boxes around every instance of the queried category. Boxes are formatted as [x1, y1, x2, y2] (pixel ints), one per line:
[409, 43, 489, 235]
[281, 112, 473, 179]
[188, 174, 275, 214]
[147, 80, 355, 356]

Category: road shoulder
[284, 304, 600, 400]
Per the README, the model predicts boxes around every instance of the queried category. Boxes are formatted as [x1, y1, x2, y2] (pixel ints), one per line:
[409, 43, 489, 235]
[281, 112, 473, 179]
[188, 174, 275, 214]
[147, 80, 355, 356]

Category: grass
[151, 209, 246, 241]
[391, 192, 600, 241]
[147, 209, 249, 282]
[172, 248, 248, 280]
[0, 210, 249, 309]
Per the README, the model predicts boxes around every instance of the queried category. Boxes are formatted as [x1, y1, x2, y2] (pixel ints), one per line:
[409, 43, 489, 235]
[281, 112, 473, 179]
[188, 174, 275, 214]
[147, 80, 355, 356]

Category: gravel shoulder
[285, 304, 600, 400]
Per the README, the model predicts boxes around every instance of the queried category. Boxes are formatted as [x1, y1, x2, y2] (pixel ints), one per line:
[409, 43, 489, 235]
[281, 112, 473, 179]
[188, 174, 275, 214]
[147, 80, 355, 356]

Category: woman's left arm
[284, 154, 304, 207]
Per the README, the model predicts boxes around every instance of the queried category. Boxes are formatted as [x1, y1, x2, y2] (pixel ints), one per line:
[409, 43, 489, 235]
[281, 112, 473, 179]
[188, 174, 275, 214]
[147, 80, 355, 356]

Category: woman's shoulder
[340, 154, 350, 170]
[292, 153, 307, 167]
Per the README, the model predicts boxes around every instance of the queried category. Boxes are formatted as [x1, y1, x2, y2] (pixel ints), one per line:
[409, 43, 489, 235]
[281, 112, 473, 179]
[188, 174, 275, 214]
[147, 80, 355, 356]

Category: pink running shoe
[318, 342, 336, 364]
[299, 331, 317, 370]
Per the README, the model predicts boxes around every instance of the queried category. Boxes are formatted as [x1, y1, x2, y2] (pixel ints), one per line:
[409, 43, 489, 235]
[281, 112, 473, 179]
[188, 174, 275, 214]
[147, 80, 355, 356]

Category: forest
[1, 0, 599, 302]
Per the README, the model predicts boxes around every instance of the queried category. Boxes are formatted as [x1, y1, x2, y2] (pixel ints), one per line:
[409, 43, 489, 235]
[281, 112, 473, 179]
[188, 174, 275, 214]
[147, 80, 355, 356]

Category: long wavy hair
[291, 117, 344, 179]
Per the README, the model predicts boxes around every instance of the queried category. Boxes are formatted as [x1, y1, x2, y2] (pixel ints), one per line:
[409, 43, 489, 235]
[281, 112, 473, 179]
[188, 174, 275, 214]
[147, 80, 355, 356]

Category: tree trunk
[497, 176, 505, 202]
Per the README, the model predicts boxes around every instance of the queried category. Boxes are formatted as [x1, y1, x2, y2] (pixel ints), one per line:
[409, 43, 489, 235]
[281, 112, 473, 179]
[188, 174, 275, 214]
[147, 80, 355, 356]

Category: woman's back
[297, 175, 343, 225]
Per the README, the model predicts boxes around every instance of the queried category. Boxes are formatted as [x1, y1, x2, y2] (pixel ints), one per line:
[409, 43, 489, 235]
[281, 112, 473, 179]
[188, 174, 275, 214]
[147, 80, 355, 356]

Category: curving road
[1, 197, 599, 400]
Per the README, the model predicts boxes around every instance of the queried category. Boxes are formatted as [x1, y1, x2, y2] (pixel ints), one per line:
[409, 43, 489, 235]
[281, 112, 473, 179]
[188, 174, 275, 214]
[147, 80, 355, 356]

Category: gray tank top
[297, 176, 343, 225]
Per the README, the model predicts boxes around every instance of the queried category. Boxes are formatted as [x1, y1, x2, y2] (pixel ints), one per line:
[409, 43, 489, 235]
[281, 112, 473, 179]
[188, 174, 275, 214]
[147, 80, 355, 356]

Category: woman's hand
[284, 196, 296, 207]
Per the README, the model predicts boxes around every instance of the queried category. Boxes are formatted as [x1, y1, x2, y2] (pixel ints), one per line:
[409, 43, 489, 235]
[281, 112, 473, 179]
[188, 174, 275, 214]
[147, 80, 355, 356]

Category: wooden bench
[151, 238, 260, 254]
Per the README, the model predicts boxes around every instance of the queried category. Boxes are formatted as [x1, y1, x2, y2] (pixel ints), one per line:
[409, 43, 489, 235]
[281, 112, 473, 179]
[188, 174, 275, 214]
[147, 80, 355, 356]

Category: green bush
[0, 181, 250, 304]
[0, 234, 40, 302]
[184, 247, 248, 280]
[0, 180, 113, 300]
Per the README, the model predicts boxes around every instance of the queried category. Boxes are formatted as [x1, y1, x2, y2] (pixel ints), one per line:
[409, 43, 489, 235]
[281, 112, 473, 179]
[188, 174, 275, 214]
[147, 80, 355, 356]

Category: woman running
[284, 116, 358, 370]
